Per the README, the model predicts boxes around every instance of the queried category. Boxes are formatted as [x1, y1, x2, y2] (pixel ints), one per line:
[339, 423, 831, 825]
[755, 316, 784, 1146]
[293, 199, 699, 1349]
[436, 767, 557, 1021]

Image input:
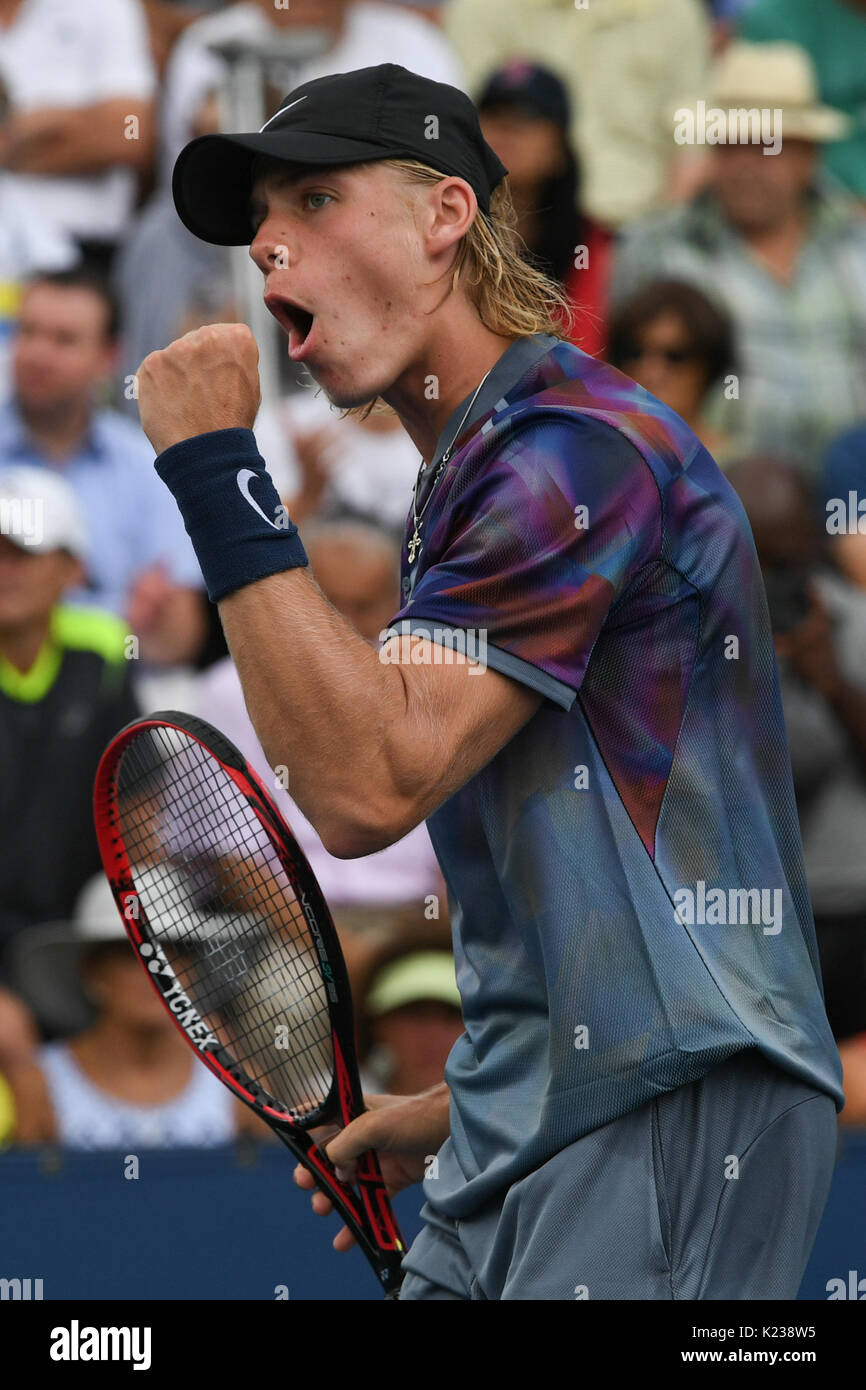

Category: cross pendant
[408, 528, 422, 563]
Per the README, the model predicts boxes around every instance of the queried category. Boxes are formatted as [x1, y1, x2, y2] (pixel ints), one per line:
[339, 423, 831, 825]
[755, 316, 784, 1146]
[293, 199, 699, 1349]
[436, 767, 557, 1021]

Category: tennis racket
[93, 710, 406, 1298]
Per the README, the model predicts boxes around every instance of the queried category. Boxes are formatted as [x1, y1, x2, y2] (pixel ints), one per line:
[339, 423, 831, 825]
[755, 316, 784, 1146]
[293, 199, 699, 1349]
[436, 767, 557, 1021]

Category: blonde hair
[338, 159, 575, 423]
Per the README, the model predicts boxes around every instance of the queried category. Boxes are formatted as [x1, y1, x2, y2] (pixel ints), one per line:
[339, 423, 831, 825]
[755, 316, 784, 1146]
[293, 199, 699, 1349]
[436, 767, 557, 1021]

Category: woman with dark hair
[607, 278, 737, 463]
[476, 59, 611, 357]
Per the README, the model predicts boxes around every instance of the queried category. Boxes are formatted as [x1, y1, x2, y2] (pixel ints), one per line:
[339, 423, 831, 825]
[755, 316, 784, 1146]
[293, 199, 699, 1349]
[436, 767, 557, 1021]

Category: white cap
[0, 464, 89, 562]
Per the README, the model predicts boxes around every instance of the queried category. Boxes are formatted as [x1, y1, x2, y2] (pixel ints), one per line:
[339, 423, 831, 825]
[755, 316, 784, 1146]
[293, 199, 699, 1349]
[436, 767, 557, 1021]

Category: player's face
[250, 163, 431, 409]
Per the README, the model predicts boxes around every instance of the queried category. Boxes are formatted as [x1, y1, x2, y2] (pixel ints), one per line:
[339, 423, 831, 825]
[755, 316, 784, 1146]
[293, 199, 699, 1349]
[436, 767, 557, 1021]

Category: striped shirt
[611, 183, 866, 475]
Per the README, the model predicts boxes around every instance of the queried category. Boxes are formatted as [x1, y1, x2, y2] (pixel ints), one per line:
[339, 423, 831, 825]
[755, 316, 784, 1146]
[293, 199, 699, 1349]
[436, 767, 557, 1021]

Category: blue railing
[1, 1130, 864, 1300]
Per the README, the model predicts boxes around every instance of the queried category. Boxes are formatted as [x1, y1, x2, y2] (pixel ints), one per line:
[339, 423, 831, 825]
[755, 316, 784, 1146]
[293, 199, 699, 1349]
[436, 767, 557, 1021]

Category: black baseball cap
[173, 63, 509, 247]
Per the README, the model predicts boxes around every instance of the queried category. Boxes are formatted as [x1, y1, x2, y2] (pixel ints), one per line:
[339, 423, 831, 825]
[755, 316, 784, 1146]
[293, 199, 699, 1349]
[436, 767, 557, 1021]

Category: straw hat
[706, 42, 849, 144]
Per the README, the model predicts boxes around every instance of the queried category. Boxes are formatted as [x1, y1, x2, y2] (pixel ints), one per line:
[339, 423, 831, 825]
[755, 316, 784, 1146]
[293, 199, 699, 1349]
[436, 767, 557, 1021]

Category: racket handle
[355, 1147, 406, 1298]
[356, 1147, 406, 1251]
[291, 1133, 405, 1297]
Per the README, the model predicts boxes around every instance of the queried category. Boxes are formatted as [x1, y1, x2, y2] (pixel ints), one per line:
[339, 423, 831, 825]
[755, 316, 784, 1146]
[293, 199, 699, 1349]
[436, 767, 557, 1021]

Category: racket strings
[114, 726, 334, 1119]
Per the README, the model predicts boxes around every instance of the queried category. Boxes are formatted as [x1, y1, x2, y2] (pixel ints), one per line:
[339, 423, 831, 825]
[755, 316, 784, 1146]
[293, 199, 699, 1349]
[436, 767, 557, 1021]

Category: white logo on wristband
[236, 468, 281, 530]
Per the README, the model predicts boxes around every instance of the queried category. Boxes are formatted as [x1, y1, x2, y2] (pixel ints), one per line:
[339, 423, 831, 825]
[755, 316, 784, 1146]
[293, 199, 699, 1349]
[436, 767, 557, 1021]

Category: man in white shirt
[0, 0, 156, 256]
[0, 71, 80, 401]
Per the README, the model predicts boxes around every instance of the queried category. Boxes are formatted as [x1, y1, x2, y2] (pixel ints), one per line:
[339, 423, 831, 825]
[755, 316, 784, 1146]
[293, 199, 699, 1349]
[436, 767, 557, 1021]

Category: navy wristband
[154, 427, 308, 603]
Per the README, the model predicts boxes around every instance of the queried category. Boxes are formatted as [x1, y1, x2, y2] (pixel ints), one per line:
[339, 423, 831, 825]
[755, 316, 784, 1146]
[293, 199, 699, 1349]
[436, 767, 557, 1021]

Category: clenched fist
[137, 323, 262, 456]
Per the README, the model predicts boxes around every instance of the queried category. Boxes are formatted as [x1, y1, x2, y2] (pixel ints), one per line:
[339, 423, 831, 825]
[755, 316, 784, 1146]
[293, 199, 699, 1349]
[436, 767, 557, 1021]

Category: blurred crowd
[1, 0, 866, 1149]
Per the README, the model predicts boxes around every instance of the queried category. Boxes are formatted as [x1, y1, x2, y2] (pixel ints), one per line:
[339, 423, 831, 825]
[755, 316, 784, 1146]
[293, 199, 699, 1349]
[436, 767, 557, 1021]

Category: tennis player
[138, 64, 844, 1300]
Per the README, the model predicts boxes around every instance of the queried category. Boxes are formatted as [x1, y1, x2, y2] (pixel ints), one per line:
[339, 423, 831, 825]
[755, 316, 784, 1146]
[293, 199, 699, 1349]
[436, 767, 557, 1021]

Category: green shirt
[0, 605, 138, 943]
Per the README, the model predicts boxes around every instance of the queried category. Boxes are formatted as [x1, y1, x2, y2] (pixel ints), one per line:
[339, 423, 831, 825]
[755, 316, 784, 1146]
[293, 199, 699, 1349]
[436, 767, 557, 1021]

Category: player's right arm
[294, 1082, 450, 1252]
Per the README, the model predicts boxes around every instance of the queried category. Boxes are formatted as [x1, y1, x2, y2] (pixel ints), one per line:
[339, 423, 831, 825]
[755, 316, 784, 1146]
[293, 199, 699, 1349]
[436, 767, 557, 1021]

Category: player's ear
[425, 176, 477, 256]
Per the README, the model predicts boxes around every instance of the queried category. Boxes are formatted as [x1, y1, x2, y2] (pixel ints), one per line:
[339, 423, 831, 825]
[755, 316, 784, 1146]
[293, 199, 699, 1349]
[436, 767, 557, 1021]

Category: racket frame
[94, 711, 406, 1296]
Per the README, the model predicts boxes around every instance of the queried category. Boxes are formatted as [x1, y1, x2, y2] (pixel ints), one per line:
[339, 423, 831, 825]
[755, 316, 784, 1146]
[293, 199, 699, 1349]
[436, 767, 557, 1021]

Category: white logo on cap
[259, 96, 308, 134]
[236, 469, 281, 529]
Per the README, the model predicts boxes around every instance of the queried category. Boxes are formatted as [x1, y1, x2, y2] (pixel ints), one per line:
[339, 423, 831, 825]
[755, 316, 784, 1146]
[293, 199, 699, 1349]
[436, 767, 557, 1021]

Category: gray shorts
[399, 1047, 839, 1300]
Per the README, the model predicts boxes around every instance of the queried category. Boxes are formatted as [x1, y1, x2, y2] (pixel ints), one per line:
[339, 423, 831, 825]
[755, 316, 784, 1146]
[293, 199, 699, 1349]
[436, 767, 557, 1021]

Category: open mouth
[286, 304, 314, 346]
[265, 293, 315, 357]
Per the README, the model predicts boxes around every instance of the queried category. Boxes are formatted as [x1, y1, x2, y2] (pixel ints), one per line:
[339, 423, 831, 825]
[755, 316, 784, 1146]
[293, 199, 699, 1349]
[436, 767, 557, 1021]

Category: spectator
[822, 422, 866, 592]
[0, 269, 207, 666]
[332, 900, 453, 1001]
[142, 0, 209, 80]
[195, 520, 445, 907]
[298, 519, 405, 644]
[5, 874, 256, 1147]
[0, 984, 34, 1138]
[444, 0, 711, 227]
[253, 396, 420, 535]
[476, 60, 611, 357]
[0, 0, 157, 271]
[358, 944, 463, 1094]
[739, 0, 866, 203]
[607, 279, 737, 465]
[0, 985, 37, 1071]
[727, 457, 866, 1125]
[612, 42, 864, 473]
[0, 467, 139, 952]
[0, 74, 80, 402]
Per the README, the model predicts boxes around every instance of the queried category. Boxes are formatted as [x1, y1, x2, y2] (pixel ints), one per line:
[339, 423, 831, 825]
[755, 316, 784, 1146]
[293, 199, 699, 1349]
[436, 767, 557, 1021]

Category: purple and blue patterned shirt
[386, 333, 844, 1219]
